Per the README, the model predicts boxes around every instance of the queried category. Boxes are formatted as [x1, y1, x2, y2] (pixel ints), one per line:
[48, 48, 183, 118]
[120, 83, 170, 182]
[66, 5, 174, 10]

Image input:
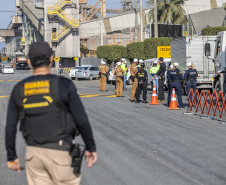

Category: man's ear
[49, 55, 53, 67]
[28, 59, 32, 67]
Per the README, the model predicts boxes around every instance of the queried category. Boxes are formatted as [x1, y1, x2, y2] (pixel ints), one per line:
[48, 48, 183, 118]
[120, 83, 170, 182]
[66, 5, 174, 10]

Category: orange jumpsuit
[130, 63, 138, 101]
[99, 64, 108, 91]
[114, 66, 124, 97]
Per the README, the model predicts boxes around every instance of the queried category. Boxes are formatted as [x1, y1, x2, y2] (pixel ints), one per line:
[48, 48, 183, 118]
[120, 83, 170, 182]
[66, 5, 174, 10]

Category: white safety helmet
[124, 61, 127, 64]
[139, 59, 144, 63]
[117, 62, 122, 66]
[170, 65, 174, 69]
[153, 61, 158, 64]
[174, 62, 179, 67]
[121, 58, 126, 61]
[187, 62, 192, 67]
[101, 61, 105, 64]
[133, 58, 138, 62]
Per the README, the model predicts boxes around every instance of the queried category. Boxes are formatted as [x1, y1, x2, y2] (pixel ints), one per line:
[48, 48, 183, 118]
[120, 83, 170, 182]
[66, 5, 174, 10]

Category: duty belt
[29, 140, 72, 151]
[170, 80, 182, 82]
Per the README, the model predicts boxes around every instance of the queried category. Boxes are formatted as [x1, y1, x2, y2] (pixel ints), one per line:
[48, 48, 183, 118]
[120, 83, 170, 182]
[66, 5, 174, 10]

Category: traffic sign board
[157, 46, 171, 58]
[74, 57, 78, 61]
[54, 56, 60, 63]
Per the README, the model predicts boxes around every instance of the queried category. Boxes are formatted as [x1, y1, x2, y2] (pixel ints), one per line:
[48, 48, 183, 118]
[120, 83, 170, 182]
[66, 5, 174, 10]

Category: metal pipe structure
[154, 0, 158, 37]
[140, 0, 143, 41]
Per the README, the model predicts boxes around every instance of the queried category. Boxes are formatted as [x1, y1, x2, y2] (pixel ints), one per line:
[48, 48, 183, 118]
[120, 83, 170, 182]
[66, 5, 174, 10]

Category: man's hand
[85, 151, 97, 168]
[7, 158, 21, 172]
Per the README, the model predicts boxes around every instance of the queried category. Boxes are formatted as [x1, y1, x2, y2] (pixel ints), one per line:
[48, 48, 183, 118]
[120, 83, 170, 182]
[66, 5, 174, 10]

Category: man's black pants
[158, 77, 165, 101]
[136, 83, 147, 101]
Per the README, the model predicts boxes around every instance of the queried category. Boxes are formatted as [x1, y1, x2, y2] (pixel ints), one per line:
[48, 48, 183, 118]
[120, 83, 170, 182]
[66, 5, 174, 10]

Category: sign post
[54, 56, 60, 75]
[157, 46, 171, 58]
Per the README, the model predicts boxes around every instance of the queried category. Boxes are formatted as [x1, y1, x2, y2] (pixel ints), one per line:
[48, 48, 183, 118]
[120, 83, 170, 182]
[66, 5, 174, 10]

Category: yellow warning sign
[183, 31, 188, 37]
[157, 46, 171, 58]
[54, 56, 60, 63]
[74, 57, 78, 61]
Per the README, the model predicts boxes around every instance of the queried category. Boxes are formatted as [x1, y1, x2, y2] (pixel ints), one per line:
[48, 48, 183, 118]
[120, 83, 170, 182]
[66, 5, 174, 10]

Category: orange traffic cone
[168, 88, 180, 110]
[150, 85, 160, 105]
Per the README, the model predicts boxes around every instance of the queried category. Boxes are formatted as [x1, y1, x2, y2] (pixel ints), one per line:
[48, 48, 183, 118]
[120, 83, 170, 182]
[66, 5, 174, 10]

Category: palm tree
[148, 0, 187, 24]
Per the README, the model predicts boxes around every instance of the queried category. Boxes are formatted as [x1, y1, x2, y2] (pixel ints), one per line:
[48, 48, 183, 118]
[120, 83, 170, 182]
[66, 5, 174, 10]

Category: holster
[70, 144, 85, 174]
[101, 73, 106, 76]
[130, 76, 135, 82]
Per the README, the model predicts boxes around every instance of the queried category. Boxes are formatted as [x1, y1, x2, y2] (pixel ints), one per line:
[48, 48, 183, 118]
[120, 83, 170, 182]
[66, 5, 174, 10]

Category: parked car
[0, 65, 3, 73]
[69, 65, 92, 80]
[107, 66, 132, 85]
[75, 66, 99, 80]
[2, 65, 14, 74]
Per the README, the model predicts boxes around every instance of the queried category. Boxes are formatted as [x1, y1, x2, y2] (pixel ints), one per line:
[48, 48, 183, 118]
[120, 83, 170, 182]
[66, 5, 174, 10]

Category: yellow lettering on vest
[24, 80, 50, 96]
[24, 101, 49, 109]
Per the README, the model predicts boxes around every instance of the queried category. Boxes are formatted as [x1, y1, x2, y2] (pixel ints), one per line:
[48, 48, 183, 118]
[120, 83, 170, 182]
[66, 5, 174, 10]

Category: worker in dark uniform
[167, 64, 174, 107]
[152, 57, 166, 102]
[136, 64, 148, 103]
[184, 62, 198, 102]
[168, 64, 185, 108]
[5, 42, 97, 185]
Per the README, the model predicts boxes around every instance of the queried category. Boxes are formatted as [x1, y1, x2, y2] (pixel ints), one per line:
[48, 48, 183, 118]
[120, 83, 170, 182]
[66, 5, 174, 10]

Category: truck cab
[206, 31, 226, 95]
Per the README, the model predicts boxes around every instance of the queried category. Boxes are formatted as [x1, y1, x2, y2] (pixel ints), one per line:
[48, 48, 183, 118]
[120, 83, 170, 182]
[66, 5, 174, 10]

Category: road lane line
[0, 95, 10, 98]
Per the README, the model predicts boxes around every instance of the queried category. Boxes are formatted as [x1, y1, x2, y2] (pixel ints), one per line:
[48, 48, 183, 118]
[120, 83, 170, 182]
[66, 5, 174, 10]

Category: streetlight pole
[140, 0, 143, 41]
[154, 0, 158, 37]
[100, 0, 104, 62]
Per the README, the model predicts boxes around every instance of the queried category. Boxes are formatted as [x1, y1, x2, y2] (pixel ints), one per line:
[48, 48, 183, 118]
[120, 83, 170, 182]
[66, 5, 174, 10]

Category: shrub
[202, 26, 226, 35]
[144, 37, 171, 59]
[127, 42, 146, 61]
[97, 45, 127, 63]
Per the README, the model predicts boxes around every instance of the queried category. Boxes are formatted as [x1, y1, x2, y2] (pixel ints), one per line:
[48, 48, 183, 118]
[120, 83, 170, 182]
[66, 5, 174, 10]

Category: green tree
[148, 0, 187, 24]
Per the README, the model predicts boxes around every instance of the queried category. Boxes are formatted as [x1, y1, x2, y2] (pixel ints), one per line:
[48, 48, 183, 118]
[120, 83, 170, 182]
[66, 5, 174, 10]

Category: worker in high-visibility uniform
[114, 62, 125, 97]
[121, 58, 128, 90]
[98, 61, 108, 91]
[149, 61, 160, 94]
[130, 58, 138, 102]
[137, 59, 143, 72]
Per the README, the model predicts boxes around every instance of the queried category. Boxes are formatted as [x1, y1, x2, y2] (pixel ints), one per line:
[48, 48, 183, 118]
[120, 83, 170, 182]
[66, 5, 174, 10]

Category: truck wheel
[112, 81, 115, 85]
[71, 77, 75, 80]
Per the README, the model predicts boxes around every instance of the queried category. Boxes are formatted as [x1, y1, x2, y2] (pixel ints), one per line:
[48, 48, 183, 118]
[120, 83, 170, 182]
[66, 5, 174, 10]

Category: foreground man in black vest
[5, 42, 97, 185]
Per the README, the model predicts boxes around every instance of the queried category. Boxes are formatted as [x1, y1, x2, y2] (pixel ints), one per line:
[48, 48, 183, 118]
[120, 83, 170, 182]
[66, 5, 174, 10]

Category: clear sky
[0, 0, 148, 49]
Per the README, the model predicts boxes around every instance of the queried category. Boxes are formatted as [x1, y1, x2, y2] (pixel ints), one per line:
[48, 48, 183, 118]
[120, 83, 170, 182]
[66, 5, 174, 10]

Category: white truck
[171, 36, 217, 93]
[205, 31, 226, 95]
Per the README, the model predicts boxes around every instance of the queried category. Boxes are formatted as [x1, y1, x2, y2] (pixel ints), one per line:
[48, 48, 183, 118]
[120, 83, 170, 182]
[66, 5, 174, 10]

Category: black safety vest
[17, 76, 76, 145]
[185, 68, 198, 81]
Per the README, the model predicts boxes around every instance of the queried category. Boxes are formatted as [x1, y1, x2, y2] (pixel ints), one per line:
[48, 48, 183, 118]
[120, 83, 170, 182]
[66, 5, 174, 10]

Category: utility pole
[133, 1, 139, 42]
[154, 0, 158, 37]
[140, 0, 143, 41]
[100, 0, 104, 62]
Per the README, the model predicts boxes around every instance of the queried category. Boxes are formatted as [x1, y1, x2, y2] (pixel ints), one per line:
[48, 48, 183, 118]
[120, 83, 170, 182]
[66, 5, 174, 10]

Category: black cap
[29, 42, 52, 68]
[29, 42, 52, 58]
[159, 57, 164, 62]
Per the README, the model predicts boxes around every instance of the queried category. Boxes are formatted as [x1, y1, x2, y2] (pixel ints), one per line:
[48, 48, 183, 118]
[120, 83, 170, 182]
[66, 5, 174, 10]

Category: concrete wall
[44, 0, 80, 58]
[183, 0, 226, 15]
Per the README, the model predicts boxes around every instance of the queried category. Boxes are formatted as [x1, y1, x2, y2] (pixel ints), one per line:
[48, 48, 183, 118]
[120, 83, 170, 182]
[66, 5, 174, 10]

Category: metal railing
[47, 7, 79, 27]
[52, 0, 71, 11]
[52, 25, 71, 41]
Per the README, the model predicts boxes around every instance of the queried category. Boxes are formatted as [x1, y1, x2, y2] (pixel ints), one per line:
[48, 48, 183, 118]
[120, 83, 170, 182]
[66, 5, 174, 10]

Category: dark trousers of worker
[158, 77, 165, 101]
[136, 83, 147, 101]
[26, 146, 81, 185]
[131, 78, 138, 100]
[116, 77, 123, 96]
[100, 75, 106, 91]
[167, 83, 171, 106]
[169, 82, 183, 106]
[186, 81, 197, 103]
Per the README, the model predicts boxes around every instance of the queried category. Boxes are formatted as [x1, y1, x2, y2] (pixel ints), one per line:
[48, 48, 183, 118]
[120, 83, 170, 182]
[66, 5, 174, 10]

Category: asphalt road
[1, 70, 226, 185]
